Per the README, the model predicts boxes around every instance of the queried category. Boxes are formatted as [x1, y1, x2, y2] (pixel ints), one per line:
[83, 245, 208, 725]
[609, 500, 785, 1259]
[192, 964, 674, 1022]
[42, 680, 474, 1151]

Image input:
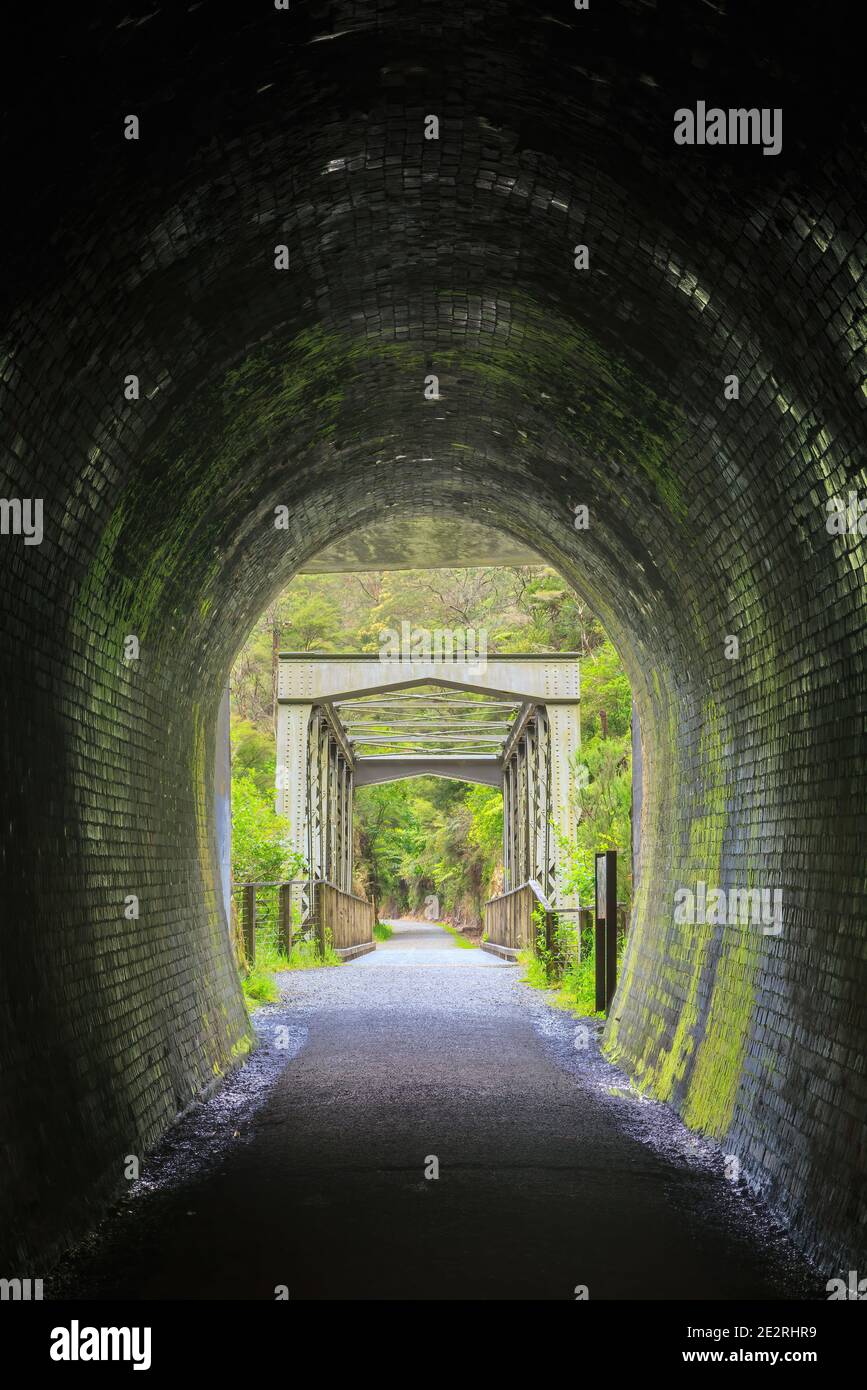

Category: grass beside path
[519, 950, 603, 1017]
[441, 922, 479, 949]
[242, 935, 342, 1007]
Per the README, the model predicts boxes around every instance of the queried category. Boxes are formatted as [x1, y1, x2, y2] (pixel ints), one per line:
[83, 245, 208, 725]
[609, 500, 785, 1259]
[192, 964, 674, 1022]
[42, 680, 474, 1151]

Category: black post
[595, 851, 618, 1011]
[594, 853, 607, 1011]
[604, 852, 618, 1010]
[544, 910, 558, 981]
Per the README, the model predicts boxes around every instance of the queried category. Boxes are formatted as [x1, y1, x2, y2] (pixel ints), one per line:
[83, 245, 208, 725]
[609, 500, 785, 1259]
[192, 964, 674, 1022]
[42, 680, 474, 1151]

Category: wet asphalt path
[49, 919, 819, 1301]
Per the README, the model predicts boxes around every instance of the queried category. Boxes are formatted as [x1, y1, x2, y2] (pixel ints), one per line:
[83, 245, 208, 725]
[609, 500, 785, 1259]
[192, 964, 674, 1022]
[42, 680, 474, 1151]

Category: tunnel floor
[49, 921, 821, 1301]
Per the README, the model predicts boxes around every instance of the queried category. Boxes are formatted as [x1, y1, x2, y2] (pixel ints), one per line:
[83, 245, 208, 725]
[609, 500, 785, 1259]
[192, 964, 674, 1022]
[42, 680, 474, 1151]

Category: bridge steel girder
[354, 755, 502, 787]
[276, 653, 580, 909]
[277, 652, 580, 705]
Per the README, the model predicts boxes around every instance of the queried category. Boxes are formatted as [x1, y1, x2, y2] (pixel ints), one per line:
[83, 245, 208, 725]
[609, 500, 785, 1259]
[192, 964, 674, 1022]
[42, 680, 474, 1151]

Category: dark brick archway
[0, 2, 864, 1275]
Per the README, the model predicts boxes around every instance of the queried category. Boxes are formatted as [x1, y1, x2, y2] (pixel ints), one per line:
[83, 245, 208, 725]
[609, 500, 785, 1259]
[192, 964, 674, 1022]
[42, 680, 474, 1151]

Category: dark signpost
[594, 850, 618, 1012]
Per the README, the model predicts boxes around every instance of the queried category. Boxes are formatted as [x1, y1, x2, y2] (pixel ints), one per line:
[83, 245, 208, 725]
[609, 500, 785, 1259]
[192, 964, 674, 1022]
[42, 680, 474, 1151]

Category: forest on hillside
[229, 565, 633, 925]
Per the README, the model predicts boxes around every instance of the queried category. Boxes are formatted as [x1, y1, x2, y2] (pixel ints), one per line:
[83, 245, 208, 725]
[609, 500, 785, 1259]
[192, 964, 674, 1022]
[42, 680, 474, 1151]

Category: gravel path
[49, 919, 820, 1301]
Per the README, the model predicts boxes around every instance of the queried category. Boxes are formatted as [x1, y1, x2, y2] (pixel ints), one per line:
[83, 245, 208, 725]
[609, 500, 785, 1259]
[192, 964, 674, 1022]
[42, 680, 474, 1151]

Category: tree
[231, 772, 302, 884]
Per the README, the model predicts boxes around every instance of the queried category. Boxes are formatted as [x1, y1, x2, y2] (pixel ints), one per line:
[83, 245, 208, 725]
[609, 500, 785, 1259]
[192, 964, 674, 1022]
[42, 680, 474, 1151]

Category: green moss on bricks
[78, 304, 688, 654]
[222, 325, 425, 449]
[607, 671, 673, 1050]
[610, 697, 733, 1116]
[610, 689, 764, 1139]
[432, 294, 689, 521]
[77, 324, 430, 639]
[682, 922, 760, 1136]
[690, 700, 727, 866]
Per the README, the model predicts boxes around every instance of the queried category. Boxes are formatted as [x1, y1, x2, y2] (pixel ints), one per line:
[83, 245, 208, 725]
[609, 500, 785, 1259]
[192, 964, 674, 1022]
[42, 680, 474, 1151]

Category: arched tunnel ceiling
[0, 0, 865, 1277]
[300, 517, 542, 572]
[2, 0, 863, 690]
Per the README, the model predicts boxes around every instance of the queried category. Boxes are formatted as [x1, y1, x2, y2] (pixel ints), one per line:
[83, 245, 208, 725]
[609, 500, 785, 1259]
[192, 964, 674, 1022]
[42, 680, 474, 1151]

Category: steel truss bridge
[275, 652, 581, 912]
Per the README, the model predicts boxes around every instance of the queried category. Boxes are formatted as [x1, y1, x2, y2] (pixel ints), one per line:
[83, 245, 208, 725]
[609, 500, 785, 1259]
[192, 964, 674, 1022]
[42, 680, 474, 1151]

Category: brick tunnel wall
[0, 2, 864, 1275]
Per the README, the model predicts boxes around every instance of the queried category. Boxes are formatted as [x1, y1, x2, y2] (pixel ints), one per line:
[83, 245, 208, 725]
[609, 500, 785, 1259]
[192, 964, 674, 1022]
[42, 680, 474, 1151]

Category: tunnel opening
[227, 554, 636, 993]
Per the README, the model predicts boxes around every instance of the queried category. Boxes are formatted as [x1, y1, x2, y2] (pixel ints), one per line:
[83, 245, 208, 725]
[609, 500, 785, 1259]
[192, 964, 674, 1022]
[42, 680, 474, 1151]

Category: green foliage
[230, 771, 307, 1001]
[556, 736, 632, 908]
[531, 904, 557, 984]
[551, 929, 630, 1018]
[373, 920, 394, 941]
[465, 784, 503, 876]
[555, 640, 634, 909]
[230, 771, 304, 886]
[242, 967, 280, 1005]
[241, 937, 342, 1007]
[519, 949, 551, 992]
[241, 911, 342, 1009]
[579, 640, 632, 740]
[520, 903, 626, 1017]
[558, 952, 604, 1018]
[284, 939, 342, 969]
[279, 578, 345, 651]
[231, 720, 276, 799]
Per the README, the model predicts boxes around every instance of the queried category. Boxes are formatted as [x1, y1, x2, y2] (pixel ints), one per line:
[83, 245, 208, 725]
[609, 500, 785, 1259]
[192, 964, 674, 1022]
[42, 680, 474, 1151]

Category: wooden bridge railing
[548, 903, 630, 962]
[483, 881, 629, 961]
[230, 878, 313, 967]
[482, 881, 545, 953]
[310, 881, 376, 959]
[231, 877, 376, 967]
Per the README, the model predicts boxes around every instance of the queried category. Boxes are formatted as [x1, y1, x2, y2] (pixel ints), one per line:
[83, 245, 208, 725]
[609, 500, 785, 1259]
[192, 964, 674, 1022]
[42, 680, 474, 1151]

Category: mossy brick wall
[0, 2, 864, 1274]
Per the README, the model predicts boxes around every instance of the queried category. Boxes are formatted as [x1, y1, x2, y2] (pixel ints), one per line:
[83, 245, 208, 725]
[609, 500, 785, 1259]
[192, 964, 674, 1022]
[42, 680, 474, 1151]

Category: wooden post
[242, 884, 256, 967]
[578, 905, 592, 962]
[278, 882, 293, 958]
[544, 910, 559, 979]
[314, 888, 327, 959]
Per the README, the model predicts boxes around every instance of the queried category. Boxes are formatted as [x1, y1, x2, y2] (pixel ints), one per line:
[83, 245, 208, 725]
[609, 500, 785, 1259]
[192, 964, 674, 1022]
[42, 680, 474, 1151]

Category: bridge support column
[501, 703, 580, 908]
[276, 703, 355, 895]
[502, 709, 551, 896]
[276, 702, 313, 864]
[547, 704, 581, 909]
